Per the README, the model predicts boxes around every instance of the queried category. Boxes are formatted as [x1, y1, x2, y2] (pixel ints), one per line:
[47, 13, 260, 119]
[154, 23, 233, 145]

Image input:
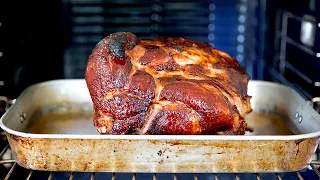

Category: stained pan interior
[25, 105, 292, 136]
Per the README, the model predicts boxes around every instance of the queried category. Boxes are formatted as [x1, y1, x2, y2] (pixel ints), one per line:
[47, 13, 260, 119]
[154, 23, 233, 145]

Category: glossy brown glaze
[85, 32, 252, 135]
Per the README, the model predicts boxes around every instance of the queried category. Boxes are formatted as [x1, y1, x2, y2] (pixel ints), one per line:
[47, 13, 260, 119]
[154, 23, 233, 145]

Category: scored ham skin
[85, 32, 252, 135]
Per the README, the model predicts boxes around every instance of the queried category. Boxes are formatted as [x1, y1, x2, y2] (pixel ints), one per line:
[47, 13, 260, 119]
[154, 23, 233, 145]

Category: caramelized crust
[85, 32, 252, 135]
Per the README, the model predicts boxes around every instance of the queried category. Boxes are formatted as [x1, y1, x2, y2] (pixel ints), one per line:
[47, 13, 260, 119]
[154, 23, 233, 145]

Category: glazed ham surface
[85, 32, 252, 135]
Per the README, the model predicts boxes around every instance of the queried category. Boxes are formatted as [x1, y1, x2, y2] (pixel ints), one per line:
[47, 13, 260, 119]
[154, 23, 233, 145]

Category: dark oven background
[0, 0, 319, 101]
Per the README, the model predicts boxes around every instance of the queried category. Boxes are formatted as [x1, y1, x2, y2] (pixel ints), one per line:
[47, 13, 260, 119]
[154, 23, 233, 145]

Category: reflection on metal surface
[48, 172, 55, 180]
[298, 116, 303, 124]
[256, 173, 261, 180]
[90, 172, 95, 180]
[4, 163, 16, 180]
[296, 171, 304, 180]
[26, 171, 33, 180]
[300, 15, 316, 47]
[69, 172, 74, 180]
[310, 163, 320, 178]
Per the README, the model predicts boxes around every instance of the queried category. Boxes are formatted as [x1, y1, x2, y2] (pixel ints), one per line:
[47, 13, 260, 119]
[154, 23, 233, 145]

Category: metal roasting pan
[0, 79, 320, 173]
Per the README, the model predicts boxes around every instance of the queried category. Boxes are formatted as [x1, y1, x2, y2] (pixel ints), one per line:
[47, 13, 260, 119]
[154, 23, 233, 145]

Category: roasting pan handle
[309, 97, 320, 113]
[0, 96, 15, 114]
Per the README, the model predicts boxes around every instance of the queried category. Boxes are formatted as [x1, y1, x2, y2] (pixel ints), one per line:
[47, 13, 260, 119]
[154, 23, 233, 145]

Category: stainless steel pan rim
[0, 79, 319, 141]
[1, 128, 320, 140]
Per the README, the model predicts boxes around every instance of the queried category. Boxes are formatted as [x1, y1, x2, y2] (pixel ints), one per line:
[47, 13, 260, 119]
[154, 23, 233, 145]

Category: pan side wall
[7, 133, 319, 173]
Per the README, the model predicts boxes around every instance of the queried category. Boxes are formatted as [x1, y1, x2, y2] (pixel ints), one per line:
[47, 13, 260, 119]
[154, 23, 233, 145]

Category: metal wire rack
[0, 128, 319, 180]
[270, 9, 320, 101]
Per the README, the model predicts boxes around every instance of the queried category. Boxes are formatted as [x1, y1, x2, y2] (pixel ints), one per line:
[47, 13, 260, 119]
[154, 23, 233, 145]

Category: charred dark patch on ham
[109, 38, 126, 58]
[176, 46, 183, 52]
[108, 32, 137, 59]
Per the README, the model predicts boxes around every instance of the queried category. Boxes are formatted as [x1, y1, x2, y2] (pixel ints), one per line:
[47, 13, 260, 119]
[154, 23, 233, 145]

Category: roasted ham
[85, 32, 252, 135]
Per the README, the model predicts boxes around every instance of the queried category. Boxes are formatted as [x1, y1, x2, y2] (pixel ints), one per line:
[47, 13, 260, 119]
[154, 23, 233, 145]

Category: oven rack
[270, 10, 320, 101]
[0, 133, 319, 180]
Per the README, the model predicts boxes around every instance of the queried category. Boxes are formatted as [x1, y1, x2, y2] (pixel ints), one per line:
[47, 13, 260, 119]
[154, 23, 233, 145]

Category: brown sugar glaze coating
[85, 32, 252, 135]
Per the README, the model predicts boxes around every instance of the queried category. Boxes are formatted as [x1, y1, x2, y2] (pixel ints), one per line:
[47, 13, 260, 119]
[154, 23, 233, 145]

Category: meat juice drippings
[27, 111, 99, 135]
[26, 110, 292, 135]
[244, 112, 293, 135]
